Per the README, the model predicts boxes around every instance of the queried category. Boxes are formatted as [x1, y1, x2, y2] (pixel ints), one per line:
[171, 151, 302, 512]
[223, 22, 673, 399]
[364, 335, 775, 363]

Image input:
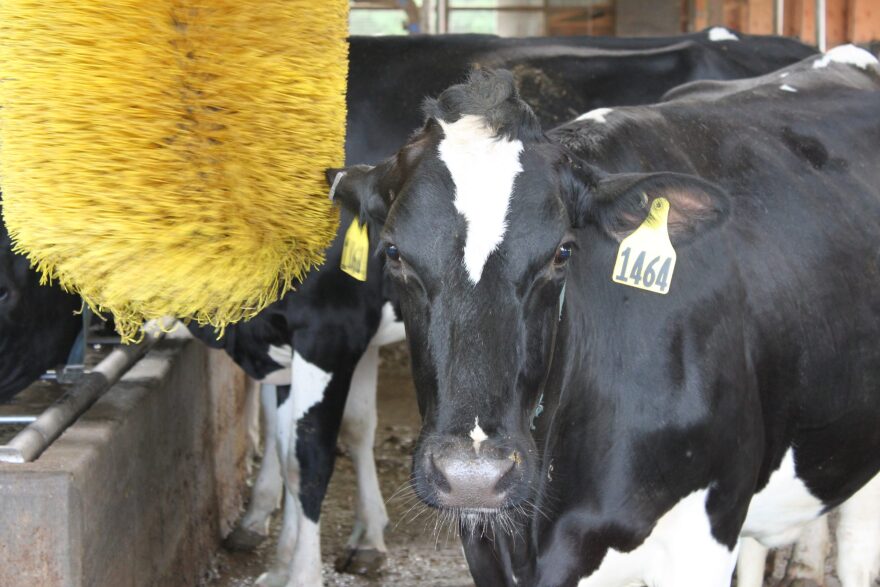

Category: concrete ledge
[0, 336, 252, 587]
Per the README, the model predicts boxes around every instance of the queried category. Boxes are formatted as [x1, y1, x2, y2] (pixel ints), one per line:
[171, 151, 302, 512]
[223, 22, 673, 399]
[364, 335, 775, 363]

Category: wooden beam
[694, 0, 710, 29]
[746, 0, 775, 34]
[826, 0, 847, 47]
[723, 0, 749, 30]
[707, 0, 725, 25]
[847, 0, 880, 43]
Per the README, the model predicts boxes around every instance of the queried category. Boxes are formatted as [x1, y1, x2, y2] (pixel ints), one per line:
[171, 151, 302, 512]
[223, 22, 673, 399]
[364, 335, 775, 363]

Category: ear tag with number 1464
[611, 197, 676, 294]
[340, 218, 369, 281]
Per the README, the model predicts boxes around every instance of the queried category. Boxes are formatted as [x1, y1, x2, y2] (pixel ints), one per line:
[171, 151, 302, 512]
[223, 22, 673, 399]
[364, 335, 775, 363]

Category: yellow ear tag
[340, 219, 370, 282]
[611, 197, 677, 294]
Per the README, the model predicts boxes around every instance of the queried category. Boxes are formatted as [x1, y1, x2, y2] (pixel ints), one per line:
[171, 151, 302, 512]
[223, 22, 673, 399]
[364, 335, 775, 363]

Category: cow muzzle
[416, 436, 529, 511]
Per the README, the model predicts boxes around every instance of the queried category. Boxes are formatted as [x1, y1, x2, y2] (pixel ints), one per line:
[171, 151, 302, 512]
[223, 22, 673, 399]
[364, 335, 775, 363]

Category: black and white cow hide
[328, 46, 880, 587]
[189, 29, 818, 587]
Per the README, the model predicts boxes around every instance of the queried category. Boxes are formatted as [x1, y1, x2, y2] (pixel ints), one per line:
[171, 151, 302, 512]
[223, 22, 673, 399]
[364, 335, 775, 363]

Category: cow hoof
[223, 526, 268, 552]
[334, 548, 387, 577]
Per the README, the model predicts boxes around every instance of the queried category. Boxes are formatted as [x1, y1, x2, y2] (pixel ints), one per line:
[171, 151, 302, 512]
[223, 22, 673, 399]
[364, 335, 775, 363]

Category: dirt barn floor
[204, 343, 876, 587]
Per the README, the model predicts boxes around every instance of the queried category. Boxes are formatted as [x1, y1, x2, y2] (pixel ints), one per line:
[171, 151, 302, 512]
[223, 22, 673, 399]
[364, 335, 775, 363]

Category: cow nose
[428, 452, 516, 509]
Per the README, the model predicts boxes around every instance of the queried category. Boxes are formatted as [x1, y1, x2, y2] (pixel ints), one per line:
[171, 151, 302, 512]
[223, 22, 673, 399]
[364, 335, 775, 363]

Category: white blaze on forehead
[708, 27, 739, 41]
[780, 84, 798, 93]
[438, 115, 524, 283]
[469, 417, 489, 454]
[576, 107, 613, 123]
[813, 44, 879, 69]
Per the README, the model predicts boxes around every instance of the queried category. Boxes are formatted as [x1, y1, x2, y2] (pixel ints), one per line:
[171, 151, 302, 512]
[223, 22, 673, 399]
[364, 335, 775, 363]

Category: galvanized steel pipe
[0, 322, 168, 464]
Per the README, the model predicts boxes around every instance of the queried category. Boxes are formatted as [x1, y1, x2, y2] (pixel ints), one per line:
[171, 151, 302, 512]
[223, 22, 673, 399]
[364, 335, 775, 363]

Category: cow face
[328, 70, 728, 519]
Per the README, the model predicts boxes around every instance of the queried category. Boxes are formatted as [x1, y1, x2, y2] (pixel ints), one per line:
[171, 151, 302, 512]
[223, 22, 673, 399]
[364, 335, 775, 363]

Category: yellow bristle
[0, 1, 348, 341]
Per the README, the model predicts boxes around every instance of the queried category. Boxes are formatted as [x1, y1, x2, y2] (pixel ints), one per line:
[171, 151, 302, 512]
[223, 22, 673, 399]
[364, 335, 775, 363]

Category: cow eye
[0, 287, 8, 302]
[385, 244, 401, 262]
[554, 243, 573, 266]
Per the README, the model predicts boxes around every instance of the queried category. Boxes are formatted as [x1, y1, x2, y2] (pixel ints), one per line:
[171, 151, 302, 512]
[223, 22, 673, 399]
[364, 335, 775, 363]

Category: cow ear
[325, 164, 391, 227]
[568, 169, 730, 243]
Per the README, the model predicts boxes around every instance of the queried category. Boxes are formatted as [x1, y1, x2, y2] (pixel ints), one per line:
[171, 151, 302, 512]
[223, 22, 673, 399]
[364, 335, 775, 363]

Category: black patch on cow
[423, 68, 544, 142]
[780, 126, 829, 170]
[276, 384, 290, 406]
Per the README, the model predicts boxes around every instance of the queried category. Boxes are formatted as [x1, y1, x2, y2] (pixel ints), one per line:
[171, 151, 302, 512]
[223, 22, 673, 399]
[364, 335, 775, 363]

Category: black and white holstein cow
[190, 29, 816, 586]
[328, 45, 880, 587]
[0, 203, 82, 401]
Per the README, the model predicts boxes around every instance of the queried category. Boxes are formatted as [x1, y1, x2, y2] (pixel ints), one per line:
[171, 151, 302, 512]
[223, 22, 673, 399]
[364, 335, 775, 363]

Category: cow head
[328, 70, 728, 520]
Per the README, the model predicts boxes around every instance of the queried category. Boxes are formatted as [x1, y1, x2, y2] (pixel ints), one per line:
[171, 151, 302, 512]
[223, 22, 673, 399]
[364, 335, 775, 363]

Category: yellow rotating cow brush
[0, 1, 348, 341]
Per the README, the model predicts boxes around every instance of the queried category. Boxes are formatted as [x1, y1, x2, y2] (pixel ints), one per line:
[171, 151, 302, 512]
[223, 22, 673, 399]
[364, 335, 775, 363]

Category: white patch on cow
[370, 302, 406, 347]
[259, 493, 323, 586]
[741, 448, 824, 547]
[289, 516, 323, 585]
[291, 351, 332, 421]
[836, 472, 880, 586]
[780, 84, 798, 93]
[469, 417, 489, 454]
[576, 107, 613, 123]
[780, 72, 790, 78]
[262, 344, 292, 385]
[813, 44, 879, 70]
[736, 537, 770, 587]
[577, 489, 737, 587]
[340, 344, 389, 553]
[708, 27, 739, 42]
[438, 115, 523, 284]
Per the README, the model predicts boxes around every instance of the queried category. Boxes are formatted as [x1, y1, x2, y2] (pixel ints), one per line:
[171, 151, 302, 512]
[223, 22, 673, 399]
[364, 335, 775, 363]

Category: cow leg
[226, 383, 285, 551]
[836, 472, 880, 587]
[737, 537, 770, 587]
[777, 516, 829, 587]
[245, 378, 262, 470]
[257, 337, 360, 587]
[335, 343, 388, 576]
[255, 384, 304, 587]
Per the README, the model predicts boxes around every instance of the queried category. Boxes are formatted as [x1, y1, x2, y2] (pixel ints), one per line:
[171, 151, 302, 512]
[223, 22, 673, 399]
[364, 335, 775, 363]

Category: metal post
[815, 0, 827, 52]
[0, 321, 170, 463]
[775, 0, 784, 35]
[438, 0, 448, 33]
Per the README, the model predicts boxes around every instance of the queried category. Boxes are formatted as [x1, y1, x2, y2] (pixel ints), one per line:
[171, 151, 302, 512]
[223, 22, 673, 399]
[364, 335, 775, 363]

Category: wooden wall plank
[693, 0, 710, 29]
[746, 0, 774, 33]
[848, 0, 880, 43]
[827, 0, 848, 47]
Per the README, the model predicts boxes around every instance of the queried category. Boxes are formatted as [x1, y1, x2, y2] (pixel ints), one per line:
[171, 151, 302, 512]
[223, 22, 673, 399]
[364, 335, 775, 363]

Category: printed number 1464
[614, 247, 672, 292]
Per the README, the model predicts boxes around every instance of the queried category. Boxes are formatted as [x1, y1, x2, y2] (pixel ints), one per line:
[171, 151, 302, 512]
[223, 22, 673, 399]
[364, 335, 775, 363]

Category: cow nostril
[429, 453, 452, 493]
[495, 458, 519, 494]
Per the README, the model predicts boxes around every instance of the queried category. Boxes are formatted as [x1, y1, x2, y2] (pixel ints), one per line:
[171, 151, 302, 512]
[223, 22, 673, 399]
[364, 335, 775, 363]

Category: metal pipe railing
[775, 0, 785, 35]
[0, 321, 169, 464]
